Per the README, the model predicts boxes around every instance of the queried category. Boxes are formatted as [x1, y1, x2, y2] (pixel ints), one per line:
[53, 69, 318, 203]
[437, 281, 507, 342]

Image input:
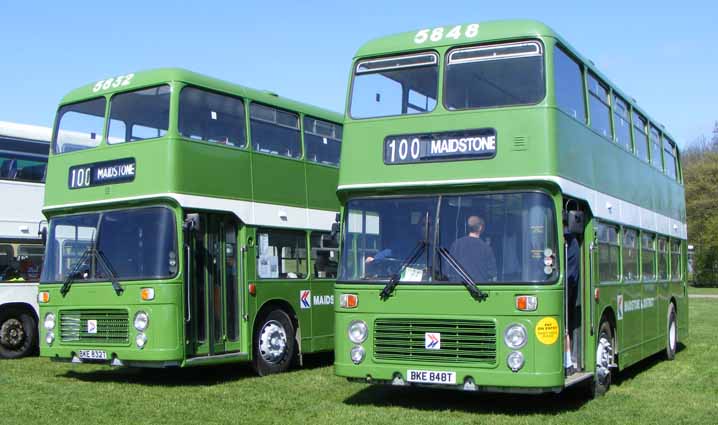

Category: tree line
[683, 121, 718, 286]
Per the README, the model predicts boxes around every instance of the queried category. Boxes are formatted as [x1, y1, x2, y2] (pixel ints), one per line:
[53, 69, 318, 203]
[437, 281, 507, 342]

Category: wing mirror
[183, 213, 201, 233]
[566, 210, 584, 235]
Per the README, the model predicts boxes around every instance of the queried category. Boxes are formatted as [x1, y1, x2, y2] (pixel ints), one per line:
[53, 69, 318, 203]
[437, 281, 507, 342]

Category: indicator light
[340, 294, 358, 308]
[140, 288, 155, 301]
[516, 295, 537, 311]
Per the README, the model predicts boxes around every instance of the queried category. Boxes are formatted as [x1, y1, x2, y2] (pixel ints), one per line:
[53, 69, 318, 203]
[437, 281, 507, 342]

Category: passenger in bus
[449, 215, 497, 282]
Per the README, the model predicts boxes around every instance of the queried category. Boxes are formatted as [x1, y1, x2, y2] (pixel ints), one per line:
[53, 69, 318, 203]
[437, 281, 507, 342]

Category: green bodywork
[39, 68, 341, 367]
[335, 20, 687, 392]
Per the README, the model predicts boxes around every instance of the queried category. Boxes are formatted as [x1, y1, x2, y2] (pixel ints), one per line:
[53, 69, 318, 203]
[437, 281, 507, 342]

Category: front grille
[60, 310, 129, 345]
[374, 318, 497, 364]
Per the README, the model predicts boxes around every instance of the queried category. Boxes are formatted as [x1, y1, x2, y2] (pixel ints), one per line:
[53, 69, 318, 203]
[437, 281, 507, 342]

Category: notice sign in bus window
[383, 128, 496, 164]
[68, 157, 136, 189]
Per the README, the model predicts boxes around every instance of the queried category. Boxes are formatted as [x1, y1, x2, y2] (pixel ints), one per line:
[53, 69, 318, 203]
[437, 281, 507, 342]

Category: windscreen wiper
[59, 247, 124, 296]
[60, 247, 93, 296]
[379, 240, 426, 300]
[436, 247, 488, 301]
[96, 249, 123, 295]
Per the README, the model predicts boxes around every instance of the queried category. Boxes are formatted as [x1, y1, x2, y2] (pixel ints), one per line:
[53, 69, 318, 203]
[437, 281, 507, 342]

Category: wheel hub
[259, 320, 287, 364]
[669, 320, 677, 351]
[0, 319, 25, 349]
[595, 335, 612, 382]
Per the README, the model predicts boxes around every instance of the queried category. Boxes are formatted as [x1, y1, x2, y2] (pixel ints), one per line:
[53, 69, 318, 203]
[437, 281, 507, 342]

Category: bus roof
[352, 19, 678, 151]
[59, 68, 342, 124]
[0, 121, 51, 144]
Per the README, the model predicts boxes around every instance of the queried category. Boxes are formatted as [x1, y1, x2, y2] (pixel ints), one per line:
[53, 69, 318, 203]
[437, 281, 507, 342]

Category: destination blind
[384, 128, 497, 164]
[68, 157, 136, 189]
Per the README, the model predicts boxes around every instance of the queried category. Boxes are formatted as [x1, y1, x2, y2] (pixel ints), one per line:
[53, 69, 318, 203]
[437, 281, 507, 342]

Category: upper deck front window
[108, 85, 170, 144]
[445, 41, 545, 110]
[54, 98, 106, 154]
[350, 52, 438, 119]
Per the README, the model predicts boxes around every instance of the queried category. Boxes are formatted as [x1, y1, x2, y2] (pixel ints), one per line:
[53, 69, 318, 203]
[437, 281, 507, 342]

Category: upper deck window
[108, 85, 170, 144]
[54, 97, 106, 154]
[250, 104, 301, 159]
[303, 117, 341, 166]
[179, 87, 246, 148]
[0, 138, 48, 183]
[553, 46, 586, 122]
[445, 41, 545, 110]
[664, 138, 678, 180]
[650, 126, 663, 170]
[587, 74, 612, 139]
[350, 52, 438, 119]
[632, 111, 649, 163]
[613, 95, 632, 152]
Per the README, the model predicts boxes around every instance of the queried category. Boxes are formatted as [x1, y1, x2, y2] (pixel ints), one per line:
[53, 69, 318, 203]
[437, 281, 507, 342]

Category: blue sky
[1, 0, 715, 146]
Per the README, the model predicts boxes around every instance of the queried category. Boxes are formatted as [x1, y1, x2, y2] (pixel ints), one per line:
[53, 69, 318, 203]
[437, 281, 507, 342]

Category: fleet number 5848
[414, 24, 480, 44]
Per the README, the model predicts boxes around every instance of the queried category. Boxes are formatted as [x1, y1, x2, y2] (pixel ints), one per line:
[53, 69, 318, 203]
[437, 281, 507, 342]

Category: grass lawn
[1, 299, 716, 425]
[688, 285, 718, 295]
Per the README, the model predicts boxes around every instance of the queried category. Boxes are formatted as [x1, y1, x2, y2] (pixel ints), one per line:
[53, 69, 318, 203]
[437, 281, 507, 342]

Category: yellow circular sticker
[535, 317, 559, 345]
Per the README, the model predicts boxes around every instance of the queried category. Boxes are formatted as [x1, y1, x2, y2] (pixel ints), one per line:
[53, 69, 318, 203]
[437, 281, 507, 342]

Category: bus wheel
[0, 309, 37, 359]
[589, 320, 613, 397]
[666, 303, 677, 360]
[252, 309, 296, 376]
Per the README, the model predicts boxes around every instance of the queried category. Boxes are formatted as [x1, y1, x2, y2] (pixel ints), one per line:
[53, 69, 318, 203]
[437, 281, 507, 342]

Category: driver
[449, 215, 497, 282]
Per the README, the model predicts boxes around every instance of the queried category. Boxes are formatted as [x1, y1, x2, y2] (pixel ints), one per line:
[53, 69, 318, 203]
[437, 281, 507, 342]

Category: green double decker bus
[334, 20, 687, 395]
[38, 69, 342, 374]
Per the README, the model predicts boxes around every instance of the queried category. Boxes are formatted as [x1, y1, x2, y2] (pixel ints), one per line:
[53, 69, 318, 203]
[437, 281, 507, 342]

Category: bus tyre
[252, 309, 296, 376]
[0, 309, 37, 359]
[666, 303, 677, 360]
[589, 320, 613, 398]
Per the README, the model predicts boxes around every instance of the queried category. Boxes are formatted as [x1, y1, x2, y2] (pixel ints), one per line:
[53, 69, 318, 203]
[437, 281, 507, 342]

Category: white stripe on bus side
[44, 193, 337, 231]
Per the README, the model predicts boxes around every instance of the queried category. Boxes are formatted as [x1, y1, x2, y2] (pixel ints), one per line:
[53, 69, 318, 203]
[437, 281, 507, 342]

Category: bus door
[185, 213, 241, 357]
[564, 206, 585, 375]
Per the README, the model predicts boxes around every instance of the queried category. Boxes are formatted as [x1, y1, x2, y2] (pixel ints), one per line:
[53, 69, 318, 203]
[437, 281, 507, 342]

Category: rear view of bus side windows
[552, 45, 681, 182]
[597, 222, 682, 284]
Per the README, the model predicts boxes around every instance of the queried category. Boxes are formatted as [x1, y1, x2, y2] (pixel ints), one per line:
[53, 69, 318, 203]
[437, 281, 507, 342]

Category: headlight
[350, 345, 365, 364]
[507, 351, 525, 372]
[504, 324, 527, 349]
[134, 312, 149, 331]
[348, 320, 368, 344]
[46, 331, 55, 345]
[44, 313, 56, 330]
[135, 333, 148, 349]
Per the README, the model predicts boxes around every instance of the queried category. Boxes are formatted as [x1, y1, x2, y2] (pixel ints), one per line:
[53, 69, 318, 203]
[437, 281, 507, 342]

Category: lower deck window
[598, 223, 620, 282]
[256, 229, 307, 279]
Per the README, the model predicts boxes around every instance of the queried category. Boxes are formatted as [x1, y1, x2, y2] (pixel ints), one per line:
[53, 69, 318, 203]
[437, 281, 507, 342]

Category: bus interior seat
[17, 164, 47, 182]
[0, 159, 18, 179]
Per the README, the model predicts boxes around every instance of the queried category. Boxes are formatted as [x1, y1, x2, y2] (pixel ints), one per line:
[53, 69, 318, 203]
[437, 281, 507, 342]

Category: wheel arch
[0, 302, 39, 323]
[254, 299, 303, 362]
[598, 305, 618, 366]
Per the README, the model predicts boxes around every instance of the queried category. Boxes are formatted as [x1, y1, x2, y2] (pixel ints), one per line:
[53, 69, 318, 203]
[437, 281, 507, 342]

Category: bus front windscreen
[350, 52, 438, 119]
[40, 206, 178, 283]
[339, 192, 558, 284]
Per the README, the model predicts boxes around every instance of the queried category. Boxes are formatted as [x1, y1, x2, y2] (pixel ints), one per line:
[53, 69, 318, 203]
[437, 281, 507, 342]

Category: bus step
[564, 372, 593, 388]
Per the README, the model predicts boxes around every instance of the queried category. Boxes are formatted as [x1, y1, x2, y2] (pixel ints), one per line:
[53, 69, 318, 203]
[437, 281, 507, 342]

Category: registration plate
[407, 369, 456, 385]
[78, 350, 107, 360]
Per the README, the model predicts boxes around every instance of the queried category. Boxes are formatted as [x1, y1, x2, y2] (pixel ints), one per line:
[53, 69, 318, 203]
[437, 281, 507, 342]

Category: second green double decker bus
[38, 69, 342, 374]
[335, 20, 687, 395]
